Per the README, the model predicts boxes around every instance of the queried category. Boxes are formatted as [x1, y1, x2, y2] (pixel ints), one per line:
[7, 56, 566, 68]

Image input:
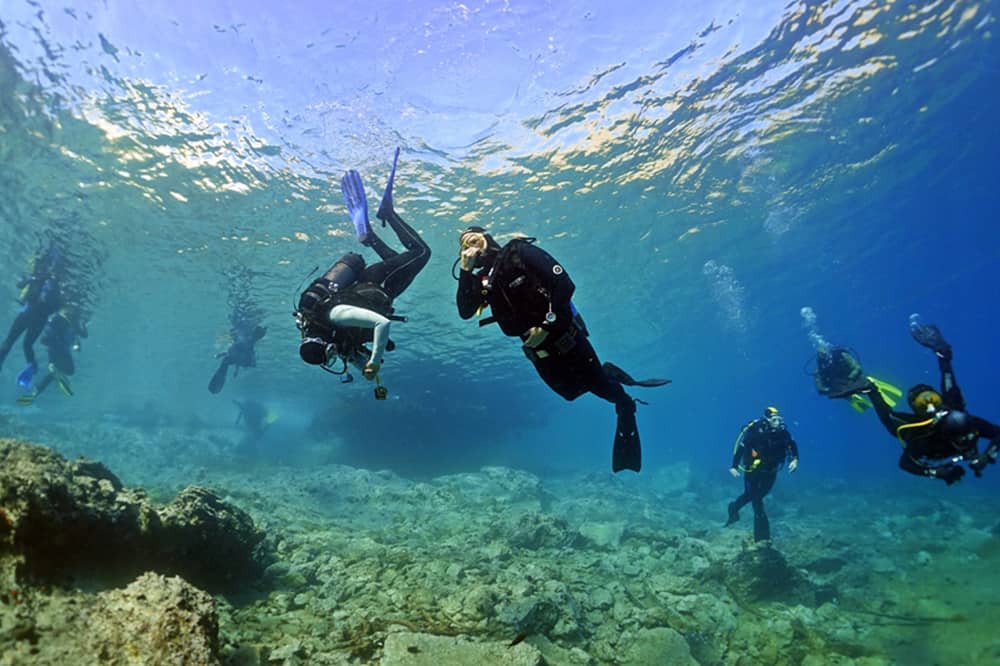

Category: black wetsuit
[730, 420, 799, 542]
[866, 353, 1000, 483]
[209, 319, 266, 394]
[298, 207, 430, 365]
[32, 311, 86, 398]
[456, 239, 639, 471]
[0, 275, 61, 373]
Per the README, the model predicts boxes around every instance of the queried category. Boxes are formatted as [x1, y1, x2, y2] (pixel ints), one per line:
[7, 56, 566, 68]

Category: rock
[577, 521, 625, 549]
[380, 629, 542, 666]
[507, 513, 570, 550]
[268, 640, 305, 661]
[620, 627, 697, 666]
[87, 572, 220, 665]
[0, 438, 159, 586]
[497, 596, 562, 635]
[803, 556, 847, 575]
[157, 485, 267, 590]
[722, 546, 817, 605]
[0, 439, 269, 593]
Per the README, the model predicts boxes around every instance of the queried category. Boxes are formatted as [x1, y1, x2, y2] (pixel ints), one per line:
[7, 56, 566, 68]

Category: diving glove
[909, 314, 952, 359]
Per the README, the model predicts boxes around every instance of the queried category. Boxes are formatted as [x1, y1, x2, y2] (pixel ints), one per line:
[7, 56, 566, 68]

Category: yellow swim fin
[55, 373, 73, 397]
[849, 394, 872, 413]
[868, 376, 901, 408]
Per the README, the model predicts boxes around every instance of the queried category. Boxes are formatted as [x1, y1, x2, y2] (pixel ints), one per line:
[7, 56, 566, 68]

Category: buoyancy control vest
[296, 252, 402, 356]
[297, 253, 396, 323]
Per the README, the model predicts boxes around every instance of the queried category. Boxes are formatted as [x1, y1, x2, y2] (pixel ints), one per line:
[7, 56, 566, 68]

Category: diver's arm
[519, 244, 576, 333]
[786, 433, 800, 462]
[865, 385, 909, 436]
[899, 449, 964, 484]
[970, 417, 1000, 472]
[731, 432, 747, 470]
[898, 451, 925, 476]
[457, 269, 484, 320]
[938, 354, 965, 410]
[344, 346, 370, 373]
[329, 305, 391, 368]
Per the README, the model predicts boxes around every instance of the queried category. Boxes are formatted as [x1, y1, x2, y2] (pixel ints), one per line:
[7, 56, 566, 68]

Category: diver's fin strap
[478, 316, 498, 327]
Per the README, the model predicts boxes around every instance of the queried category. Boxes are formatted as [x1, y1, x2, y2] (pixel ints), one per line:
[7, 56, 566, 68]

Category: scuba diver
[295, 147, 430, 399]
[16, 305, 87, 405]
[726, 406, 800, 543]
[814, 346, 864, 396]
[801, 307, 902, 413]
[0, 243, 63, 387]
[233, 399, 277, 455]
[455, 227, 669, 473]
[208, 314, 267, 394]
[839, 315, 1000, 485]
[813, 346, 903, 414]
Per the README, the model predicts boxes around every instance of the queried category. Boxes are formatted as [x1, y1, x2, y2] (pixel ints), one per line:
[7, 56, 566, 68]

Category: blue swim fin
[376, 146, 400, 224]
[16, 363, 36, 390]
[340, 169, 371, 243]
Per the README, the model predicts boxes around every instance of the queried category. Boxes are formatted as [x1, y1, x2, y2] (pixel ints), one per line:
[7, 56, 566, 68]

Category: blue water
[2, 1, 1000, 662]
[1, 1, 997, 478]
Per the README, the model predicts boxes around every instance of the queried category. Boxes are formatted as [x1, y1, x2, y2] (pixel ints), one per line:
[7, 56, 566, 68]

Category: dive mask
[299, 336, 336, 366]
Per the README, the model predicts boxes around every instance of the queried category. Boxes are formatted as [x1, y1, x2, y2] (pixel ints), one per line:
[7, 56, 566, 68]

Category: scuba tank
[297, 252, 366, 321]
[322, 252, 365, 291]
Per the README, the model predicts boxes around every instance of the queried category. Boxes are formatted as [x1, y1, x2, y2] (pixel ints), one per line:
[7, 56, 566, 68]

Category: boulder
[87, 572, 220, 665]
[380, 629, 542, 666]
[0, 438, 268, 592]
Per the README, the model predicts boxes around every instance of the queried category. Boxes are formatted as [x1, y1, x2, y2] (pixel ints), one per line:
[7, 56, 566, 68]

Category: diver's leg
[33, 371, 55, 397]
[382, 210, 429, 254]
[361, 229, 399, 262]
[865, 384, 904, 436]
[750, 472, 776, 541]
[0, 313, 29, 371]
[374, 212, 430, 299]
[752, 506, 770, 542]
[21, 318, 45, 367]
[732, 479, 752, 512]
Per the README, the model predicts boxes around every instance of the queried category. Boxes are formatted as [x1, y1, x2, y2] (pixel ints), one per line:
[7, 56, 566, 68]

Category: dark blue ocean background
[1, 1, 998, 663]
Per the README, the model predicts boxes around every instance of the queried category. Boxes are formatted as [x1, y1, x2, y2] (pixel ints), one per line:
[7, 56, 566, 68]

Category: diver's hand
[788, 458, 799, 473]
[522, 326, 549, 349]
[729, 467, 740, 478]
[969, 445, 997, 477]
[459, 246, 480, 272]
[363, 361, 379, 380]
[932, 464, 964, 485]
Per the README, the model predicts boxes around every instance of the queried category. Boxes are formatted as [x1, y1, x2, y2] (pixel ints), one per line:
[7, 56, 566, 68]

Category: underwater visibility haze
[0, 0, 998, 664]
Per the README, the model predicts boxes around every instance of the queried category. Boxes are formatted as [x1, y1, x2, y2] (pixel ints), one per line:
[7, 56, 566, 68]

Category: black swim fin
[208, 362, 228, 394]
[603, 362, 671, 388]
[612, 410, 641, 473]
